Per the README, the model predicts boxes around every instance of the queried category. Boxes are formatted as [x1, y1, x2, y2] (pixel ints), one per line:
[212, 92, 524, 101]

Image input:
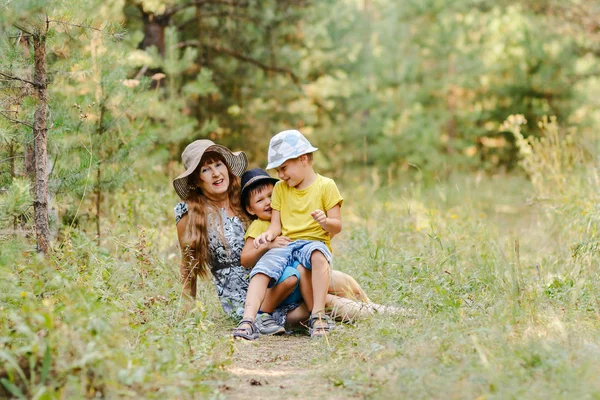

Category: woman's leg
[301, 266, 372, 308]
[326, 294, 375, 321]
[329, 270, 371, 303]
[326, 294, 412, 321]
[285, 302, 310, 328]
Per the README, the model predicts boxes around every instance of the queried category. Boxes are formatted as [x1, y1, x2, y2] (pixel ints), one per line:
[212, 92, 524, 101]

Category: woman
[174, 139, 308, 328]
[174, 139, 397, 333]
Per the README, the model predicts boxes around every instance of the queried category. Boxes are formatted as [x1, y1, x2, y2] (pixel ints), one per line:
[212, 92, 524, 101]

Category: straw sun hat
[173, 139, 248, 200]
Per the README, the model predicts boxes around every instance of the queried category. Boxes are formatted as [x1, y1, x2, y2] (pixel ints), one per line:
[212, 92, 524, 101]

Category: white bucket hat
[265, 130, 318, 170]
[173, 139, 248, 200]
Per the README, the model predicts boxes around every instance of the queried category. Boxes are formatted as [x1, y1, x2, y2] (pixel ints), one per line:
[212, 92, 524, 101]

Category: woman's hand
[268, 235, 291, 249]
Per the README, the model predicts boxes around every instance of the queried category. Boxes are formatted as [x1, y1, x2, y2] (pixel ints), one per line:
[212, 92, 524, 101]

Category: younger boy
[253, 129, 343, 337]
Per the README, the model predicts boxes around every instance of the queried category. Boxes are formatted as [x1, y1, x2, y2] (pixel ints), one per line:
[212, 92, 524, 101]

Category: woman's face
[196, 154, 230, 198]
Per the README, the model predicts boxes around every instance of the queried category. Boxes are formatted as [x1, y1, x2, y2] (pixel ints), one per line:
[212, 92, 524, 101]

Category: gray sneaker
[255, 313, 285, 336]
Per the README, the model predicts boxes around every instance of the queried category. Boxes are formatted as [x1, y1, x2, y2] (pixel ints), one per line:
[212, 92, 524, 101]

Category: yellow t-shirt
[244, 219, 271, 240]
[271, 174, 343, 250]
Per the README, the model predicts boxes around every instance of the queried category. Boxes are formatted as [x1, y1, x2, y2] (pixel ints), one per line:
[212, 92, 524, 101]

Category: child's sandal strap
[308, 313, 333, 338]
[233, 318, 259, 341]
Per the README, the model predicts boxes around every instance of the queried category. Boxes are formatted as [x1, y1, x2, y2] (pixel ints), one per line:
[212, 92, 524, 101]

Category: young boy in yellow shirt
[234, 166, 402, 340]
[252, 129, 343, 337]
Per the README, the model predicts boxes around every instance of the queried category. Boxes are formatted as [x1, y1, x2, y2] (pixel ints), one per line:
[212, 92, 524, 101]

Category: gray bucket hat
[266, 130, 318, 170]
[173, 139, 248, 200]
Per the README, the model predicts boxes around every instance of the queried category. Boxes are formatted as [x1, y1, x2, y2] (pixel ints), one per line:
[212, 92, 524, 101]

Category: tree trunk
[19, 36, 36, 180]
[96, 166, 101, 243]
[91, 32, 106, 245]
[32, 28, 50, 254]
[139, 8, 169, 55]
[9, 142, 17, 235]
[445, 55, 456, 155]
[24, 143, 35, 177]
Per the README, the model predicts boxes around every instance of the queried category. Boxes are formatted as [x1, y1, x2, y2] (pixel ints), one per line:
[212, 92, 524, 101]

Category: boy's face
[275, 156, 306, 188]
[246, 184, 274, 221]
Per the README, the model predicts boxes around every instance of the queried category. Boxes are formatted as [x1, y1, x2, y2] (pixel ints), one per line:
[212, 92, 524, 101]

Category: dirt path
[217, 334, 357, 399]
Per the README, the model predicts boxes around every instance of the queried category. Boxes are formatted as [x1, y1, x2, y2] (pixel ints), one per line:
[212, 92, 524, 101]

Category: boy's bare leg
[297, 265, 314, 312]
[241, 274, 270, 322]
[260, 276, 298, 313]
[329, 270, 371, 303]
[310, 251, 330, 314]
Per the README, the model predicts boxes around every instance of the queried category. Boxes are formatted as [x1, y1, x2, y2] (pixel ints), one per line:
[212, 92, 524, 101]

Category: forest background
[2, 0, 600, 398]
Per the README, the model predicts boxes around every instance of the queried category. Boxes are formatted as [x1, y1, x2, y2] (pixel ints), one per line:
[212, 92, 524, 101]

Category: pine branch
[46, 19, 126, 40]
[134, 65, 149, 80]
[0, 155, 24, 163]
[179, 41, 300, 84]
[13, 23, 33, 36]
[209, 44, 300, 84]
[0, 72, 41, 88]
[177, 11, 261, 29]
[165, 0, 249, 18]
[0, 110, 34, 128]
[47, 19, 105, 32]
[1, 0, 14, 11]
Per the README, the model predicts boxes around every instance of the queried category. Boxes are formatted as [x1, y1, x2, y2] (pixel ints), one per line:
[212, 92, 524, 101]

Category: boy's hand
[254, 231, 275, 248]
[268, 236, 291, 249]
[311, 209, 327, 229]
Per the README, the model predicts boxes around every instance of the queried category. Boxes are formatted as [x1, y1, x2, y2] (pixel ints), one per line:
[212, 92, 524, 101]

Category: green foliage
[0, 201, 229, 397]
[2, 116, 600, 397]
[0, 178, 32, 226]
[313, 168, 600, 398]
[1, 0, 600, 396]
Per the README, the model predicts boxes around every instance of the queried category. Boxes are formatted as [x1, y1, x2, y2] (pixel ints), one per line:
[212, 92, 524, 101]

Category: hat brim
[173, 144, 248, 200]
[265, 146, 318, 170]
[241, 175, 279, 198]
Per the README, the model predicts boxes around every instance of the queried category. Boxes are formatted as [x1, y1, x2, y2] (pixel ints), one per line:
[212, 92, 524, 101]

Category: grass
[2, 151, 600, 398]
[317, 169, 600, 399]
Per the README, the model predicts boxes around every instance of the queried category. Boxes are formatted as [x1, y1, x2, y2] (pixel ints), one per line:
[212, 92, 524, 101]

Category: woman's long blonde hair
[181, 152, 248, 280]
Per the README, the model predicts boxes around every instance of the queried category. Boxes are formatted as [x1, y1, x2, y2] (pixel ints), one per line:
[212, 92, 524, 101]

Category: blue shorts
[250, 240, 333, 287]
[276, 261, 302, 306]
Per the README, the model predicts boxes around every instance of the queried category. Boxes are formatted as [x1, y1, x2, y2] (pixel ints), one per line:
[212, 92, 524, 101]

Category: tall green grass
[0, 181, 231, 398]
[2, 117, 600, 398]
[318, 118, 600, 399]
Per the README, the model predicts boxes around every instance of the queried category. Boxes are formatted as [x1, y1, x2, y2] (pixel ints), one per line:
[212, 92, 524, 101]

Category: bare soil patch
[217, 334, 358, 399]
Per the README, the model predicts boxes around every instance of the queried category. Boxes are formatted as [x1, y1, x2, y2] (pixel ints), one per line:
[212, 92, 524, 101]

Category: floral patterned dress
[175, 202, 297, 324]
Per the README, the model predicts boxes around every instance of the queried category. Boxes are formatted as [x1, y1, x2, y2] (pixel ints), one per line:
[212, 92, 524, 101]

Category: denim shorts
[250, 240, 333, 287]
